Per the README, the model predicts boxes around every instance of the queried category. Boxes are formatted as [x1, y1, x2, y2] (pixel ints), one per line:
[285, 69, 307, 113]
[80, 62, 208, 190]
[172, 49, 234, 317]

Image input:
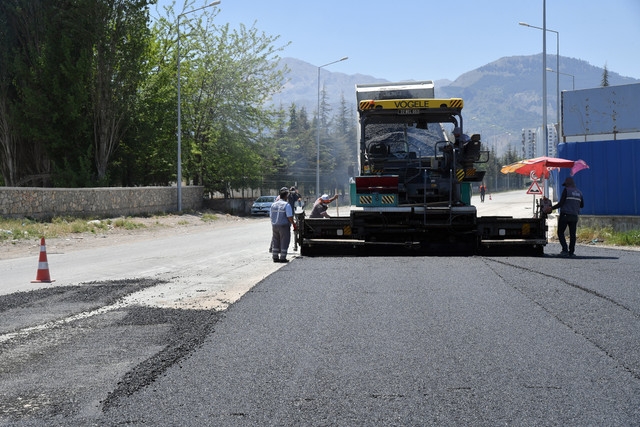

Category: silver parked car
[251, 195, 277, 216]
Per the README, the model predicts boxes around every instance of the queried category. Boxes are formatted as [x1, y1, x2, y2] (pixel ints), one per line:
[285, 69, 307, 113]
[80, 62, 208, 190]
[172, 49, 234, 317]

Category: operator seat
[368, 142, 389, 157]
[365, 142, 389, 174]
[460, 134, 482, 166]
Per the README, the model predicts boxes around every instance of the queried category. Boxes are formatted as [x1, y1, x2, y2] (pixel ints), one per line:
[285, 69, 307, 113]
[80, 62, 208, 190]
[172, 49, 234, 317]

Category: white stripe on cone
[31, 237, 55, 283]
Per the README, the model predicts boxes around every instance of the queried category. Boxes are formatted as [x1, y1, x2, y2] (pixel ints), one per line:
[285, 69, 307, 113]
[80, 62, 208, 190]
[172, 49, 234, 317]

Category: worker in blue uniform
[270, 187, 296, 263]
[550, 177, 584, 257]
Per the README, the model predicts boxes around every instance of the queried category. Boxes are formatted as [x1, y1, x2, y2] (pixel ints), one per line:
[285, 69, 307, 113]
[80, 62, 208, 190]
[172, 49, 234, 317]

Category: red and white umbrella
[501, 156, 588, 181]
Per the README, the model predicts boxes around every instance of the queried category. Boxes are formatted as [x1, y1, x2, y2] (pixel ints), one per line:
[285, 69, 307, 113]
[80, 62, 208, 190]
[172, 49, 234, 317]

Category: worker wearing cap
[287, 186, 302, 212]
[550, 176, 584, 257]
[270, 187, 296, 263]
[453, 126, 470, 146]
[310, 193, 339, 218]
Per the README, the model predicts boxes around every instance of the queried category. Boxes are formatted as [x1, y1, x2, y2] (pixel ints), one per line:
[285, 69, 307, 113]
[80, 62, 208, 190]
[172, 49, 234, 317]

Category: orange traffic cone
[31, 237, 55, 283]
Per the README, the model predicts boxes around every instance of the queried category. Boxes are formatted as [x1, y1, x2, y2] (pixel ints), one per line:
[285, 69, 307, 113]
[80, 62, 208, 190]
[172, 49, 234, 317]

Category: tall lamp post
[519, 21, 559, 130]
[177, 1, 221, 212]
[546, 67, 575, 145]
[519, 6, 555, 198]
[316, 56, 348, 196]
[547, 67, 575, 90]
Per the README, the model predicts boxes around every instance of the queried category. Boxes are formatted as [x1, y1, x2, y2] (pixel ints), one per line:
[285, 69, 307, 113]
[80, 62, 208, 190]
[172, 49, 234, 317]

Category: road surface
[1, 192, 639, 425]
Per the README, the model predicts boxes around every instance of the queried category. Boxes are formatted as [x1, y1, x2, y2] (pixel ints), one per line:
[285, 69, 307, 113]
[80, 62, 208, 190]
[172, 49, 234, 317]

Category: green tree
[284, 104, 314, 192]
[117, 16, 177, 186]
[293, 105, 316, 191]
[0, 1, 26, 186]
[0, 7, 19, 187]
[0, 0, 152, 187]
[315, 84, 337, 193]
[0, 0, 86, 185]
[601, 63, 610, 87]
[0, 0, 93, 187]
[92, 0, 152, 184]
[1, 0, 305, 195]
[328, 92, 356, 191]
[157, 2, 288, 196]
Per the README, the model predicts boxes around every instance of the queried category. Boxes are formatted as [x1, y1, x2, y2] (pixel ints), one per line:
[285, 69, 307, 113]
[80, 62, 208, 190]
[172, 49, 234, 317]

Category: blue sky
[158, 0, 640, 82]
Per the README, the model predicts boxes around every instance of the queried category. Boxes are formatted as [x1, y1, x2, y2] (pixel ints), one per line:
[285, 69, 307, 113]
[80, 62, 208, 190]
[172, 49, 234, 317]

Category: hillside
[274, 55, 639, 155]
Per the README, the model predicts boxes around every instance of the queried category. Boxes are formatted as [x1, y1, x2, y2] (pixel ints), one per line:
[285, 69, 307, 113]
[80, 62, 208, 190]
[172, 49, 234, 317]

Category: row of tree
[0, 0, 529, 199]
[1, 0, 152, 187]
[482, 145, 527, 193]
[0, 0, 356, 197]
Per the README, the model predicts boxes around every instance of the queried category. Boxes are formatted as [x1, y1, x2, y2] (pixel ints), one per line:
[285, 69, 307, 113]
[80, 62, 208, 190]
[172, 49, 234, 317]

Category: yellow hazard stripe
[358, 194, 396, 205]
[456, 169, 465, 182]
[381, 195, 395, 204]
[358, 98, 464, 111]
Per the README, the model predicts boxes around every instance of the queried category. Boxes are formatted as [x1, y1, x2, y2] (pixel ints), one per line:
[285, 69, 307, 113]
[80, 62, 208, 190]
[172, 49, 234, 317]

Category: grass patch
[0, 210, 222, 243]
[201, 213, 218, 222]
[577, 226, 640, 247]
[0, 218, 47, 241]
[113, 217, 146, 230]
[0, 216, 143, 241]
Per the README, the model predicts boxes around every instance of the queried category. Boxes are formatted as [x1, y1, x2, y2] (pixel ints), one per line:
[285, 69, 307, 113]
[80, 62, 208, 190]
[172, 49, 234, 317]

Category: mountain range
[273, 55, 639, 155]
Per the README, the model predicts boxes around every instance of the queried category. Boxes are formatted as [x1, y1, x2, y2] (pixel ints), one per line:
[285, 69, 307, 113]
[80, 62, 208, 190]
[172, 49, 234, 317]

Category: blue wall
[557, 140, 640, 215]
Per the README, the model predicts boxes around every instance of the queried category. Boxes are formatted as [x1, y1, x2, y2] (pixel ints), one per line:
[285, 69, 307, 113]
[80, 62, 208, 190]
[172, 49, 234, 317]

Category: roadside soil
[0, 212, 257, 261]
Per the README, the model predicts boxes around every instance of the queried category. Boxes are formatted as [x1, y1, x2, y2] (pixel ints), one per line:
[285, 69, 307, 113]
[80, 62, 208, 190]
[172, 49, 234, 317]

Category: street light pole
[547, 67, 575, 90]
[520, 21, 560, 135]
[546, 67, 575, 146]
[519, 4, 555, 197]
[177, 1, 221, 212]
[316, 56, 348, 196]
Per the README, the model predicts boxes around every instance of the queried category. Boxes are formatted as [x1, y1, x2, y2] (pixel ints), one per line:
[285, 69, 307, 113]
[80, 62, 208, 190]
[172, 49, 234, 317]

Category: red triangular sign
[527, 181, 543, 195]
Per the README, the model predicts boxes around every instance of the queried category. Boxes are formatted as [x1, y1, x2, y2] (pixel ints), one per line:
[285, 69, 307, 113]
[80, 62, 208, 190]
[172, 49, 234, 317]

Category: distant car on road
[251, 195, 277, 216]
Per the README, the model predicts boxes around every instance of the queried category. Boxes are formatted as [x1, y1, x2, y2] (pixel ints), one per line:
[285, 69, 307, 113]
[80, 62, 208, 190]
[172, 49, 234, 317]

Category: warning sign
[527, 181, 543, 195]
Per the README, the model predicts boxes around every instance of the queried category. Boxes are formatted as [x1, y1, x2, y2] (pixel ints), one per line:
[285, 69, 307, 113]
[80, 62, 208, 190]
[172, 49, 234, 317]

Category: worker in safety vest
[270, 187, 296, 263]
[550, 176, 584, 257]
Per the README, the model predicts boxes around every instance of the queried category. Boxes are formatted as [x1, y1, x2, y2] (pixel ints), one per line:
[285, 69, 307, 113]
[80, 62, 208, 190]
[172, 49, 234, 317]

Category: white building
[546, 124, 558, 157]
[521, 128, 537, 158]
[522, 124, 558, 158]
